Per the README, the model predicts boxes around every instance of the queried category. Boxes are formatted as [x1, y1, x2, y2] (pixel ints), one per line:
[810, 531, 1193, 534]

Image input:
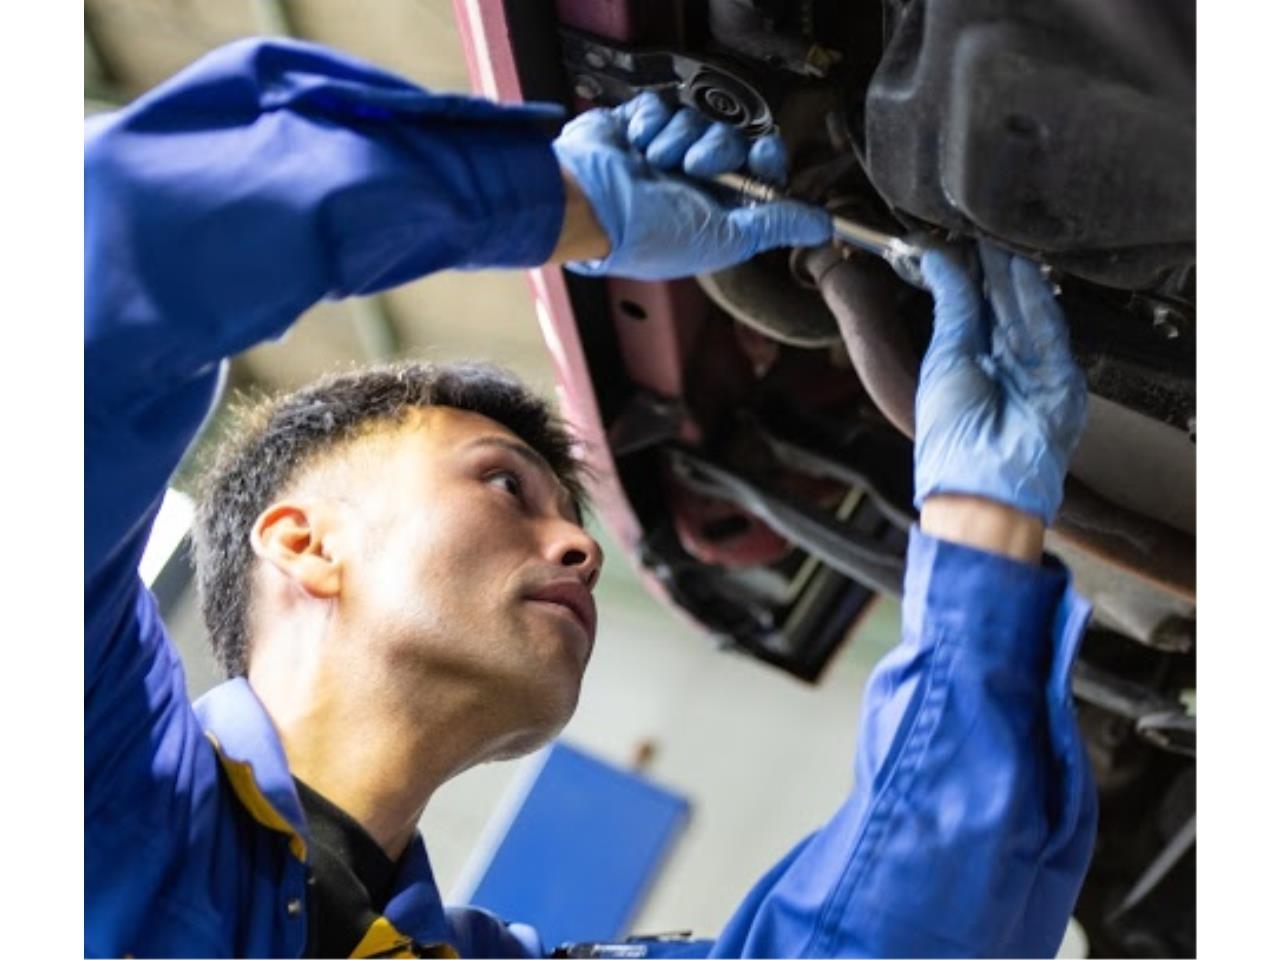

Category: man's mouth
[525, 579, 597, 646]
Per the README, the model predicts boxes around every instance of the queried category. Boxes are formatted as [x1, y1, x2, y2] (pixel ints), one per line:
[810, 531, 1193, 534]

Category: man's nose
[548, 522, 604, 590]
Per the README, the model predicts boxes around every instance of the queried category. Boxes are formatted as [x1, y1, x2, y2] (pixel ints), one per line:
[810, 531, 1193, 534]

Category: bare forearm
[548, 169, 610, 264]
[920, 494, 1045, 564]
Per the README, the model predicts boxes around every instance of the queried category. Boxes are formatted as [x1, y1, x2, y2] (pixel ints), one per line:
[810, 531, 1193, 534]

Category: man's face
[326, 407, 603, 754]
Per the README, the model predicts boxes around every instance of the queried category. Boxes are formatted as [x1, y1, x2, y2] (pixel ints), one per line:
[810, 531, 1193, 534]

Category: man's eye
[486, 470, 524, 500]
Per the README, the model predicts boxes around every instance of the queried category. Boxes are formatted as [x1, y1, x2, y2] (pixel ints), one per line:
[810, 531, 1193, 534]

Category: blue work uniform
[86, 38, 1098, 958]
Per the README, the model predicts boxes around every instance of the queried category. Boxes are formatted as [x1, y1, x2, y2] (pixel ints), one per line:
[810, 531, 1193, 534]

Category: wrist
[920, 494, 1045, 564]
[548, 168, 610, 264]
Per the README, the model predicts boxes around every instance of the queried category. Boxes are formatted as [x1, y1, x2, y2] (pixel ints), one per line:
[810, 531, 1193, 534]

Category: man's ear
[250, 500, 343, 599]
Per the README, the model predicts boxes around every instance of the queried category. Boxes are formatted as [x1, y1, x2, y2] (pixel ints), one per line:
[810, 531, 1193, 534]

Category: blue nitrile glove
[551, 90, 832, 280]
[914, 241, 1088, 524]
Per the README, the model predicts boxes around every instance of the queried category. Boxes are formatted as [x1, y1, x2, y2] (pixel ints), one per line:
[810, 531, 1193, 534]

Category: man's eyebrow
[465, 436, 581, 522]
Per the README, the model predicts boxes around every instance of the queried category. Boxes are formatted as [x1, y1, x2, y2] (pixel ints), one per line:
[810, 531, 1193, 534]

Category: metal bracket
[561, 29, 776, 136]
[1135, 709, 1196, 758]
[751, 420, 917, 532]
[1071, 661, 1196, 758]
[664, 446, 906, 597]
[608, 391, 689, 457]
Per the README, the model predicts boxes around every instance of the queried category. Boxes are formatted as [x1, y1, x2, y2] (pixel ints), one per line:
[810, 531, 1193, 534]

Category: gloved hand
[551, 91, 832, 280]
[914, 241, 1088, 524]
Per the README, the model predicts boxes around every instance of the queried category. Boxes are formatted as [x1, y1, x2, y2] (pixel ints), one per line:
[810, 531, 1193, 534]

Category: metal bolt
[1037, 263, 1063, 296]
[286, 898, 303, 917]
[705, 89, 739, 118]
[803, 44, 841, 77]
[1151, 305, 1181, 340]
[1179, 689, 1196, 718]
[573, 75, 603, 101]
[1150, 615, 1194, 654]
[761, 630, 790, 654]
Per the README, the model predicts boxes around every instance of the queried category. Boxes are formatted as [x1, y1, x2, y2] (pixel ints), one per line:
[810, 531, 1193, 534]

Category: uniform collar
[193, 676, 309, 842]
[193, 678, 453, 949]
[385, 834, 452, 946]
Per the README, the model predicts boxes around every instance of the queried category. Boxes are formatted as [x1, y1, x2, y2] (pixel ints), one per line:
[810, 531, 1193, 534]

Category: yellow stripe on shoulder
[204, 731, 308, 862]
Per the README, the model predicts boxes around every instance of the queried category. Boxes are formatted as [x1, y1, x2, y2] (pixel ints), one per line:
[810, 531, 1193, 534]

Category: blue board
[457, 741, 691, 950]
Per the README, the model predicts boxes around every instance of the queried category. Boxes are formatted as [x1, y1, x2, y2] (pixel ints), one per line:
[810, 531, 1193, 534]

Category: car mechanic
[86, 38, 1097, 958]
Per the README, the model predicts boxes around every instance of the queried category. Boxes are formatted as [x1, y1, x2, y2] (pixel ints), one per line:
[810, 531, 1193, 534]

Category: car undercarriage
[461, 1, 1196, 953]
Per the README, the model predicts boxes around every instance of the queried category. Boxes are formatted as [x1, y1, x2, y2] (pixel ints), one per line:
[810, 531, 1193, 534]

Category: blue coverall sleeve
[709, 528, 1098, 958]
[86, 37, 565, 609]
[84, 39, 566, 952]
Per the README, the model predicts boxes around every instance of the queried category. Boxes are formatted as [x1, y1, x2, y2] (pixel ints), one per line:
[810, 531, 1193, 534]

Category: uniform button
[286, 898, 304, 917]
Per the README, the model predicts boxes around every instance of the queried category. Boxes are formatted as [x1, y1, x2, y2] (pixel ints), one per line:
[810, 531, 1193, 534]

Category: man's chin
[488, 673, 580, 760]
[521, 602, 594, 672]
[489, 712, 571, 762]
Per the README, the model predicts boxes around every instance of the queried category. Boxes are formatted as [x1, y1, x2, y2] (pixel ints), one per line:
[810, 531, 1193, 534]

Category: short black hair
[192, 361, 589, 678]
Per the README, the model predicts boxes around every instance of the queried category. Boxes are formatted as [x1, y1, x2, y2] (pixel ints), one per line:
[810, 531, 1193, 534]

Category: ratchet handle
[708, 173, 927, 288]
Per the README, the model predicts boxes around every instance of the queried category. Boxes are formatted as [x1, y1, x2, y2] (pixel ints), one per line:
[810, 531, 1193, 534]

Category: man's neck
[269, 696, 436, 859]
[249, 651, 510, 860]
